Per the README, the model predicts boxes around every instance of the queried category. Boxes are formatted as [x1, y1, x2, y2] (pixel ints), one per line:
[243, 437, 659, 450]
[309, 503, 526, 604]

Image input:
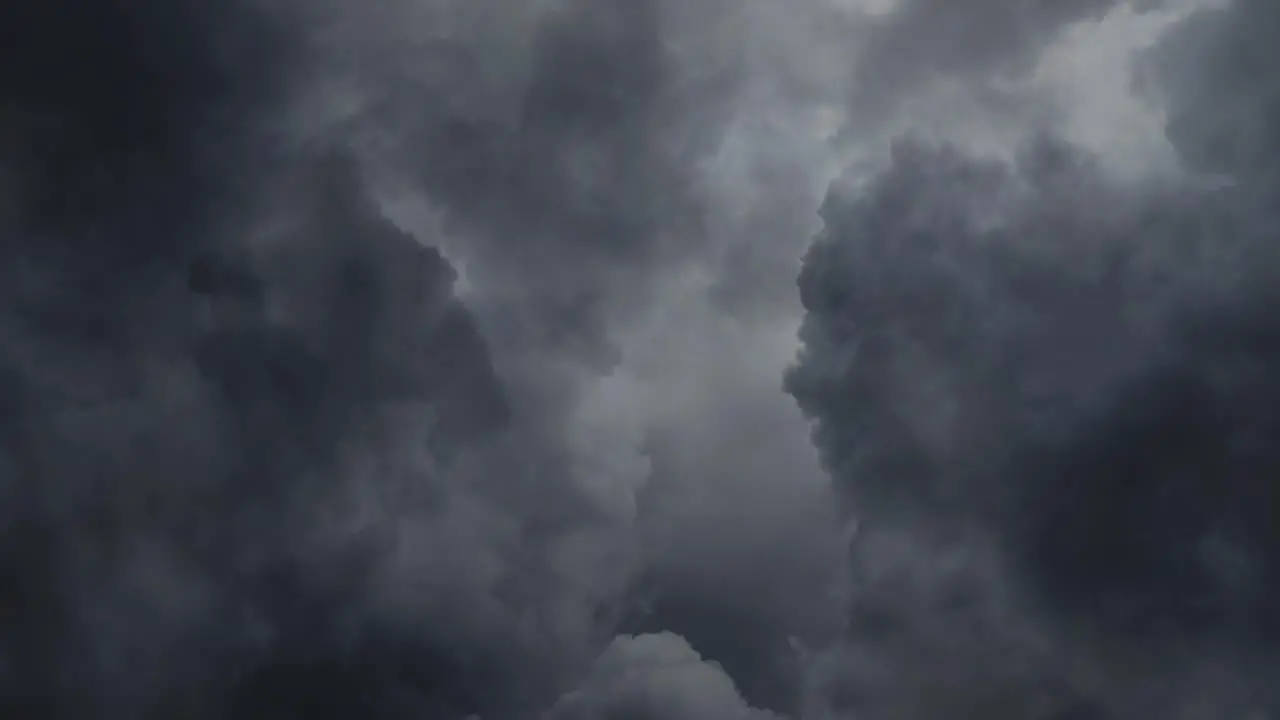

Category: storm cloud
[0, 0, 645, 716]
[3, 0, 1279, 718]
[0, 0, 829, 717]
[789, 0, 1280, 716]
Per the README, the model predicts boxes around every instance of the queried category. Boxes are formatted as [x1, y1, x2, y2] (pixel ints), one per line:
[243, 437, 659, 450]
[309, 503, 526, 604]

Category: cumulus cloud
[312, 0, 743, 371]
[826, 0, 1156, 150]
[0, 1, 647, 717]
[547, 632, 783, 720]
[6, 0, 1279, 718]
[846, 0, 1114, 110]
[0, 0, 841, 718]
[788, 0, 1280, 716]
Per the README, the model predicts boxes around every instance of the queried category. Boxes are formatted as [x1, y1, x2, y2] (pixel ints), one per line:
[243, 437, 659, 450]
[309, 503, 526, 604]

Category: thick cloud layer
[0, 1, 634, 717]
[6, 0, 1279, 718]
[789, 0, 1280, 716]
[0, 0, 832, 718]
[311, 0, 744, 371]
[844, 0, 1115, 121]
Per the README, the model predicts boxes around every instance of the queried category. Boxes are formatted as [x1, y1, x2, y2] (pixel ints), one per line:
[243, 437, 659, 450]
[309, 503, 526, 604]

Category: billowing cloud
[310, 0, 743, 371]
[0, 0, 842, 718]
[788, 0, 1280, 716]
[6, 0, 1278, 718]
[1139, 0, 1280, 181]
[547, 632, 784, 720]
[0, 1, 642, 717]
[846, 0, 1115, 112]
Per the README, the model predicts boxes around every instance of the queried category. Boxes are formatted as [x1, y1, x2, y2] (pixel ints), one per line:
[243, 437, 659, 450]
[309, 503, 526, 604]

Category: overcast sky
[3, 0, 1279, 717]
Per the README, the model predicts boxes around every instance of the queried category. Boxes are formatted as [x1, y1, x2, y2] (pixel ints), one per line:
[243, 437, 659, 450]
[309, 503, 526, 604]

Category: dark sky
[2, 0, 1277, 718]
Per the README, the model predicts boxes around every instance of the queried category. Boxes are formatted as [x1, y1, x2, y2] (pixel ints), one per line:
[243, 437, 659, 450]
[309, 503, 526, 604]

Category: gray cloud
[1138, 0, 1280, 182]
[8, 0, 1278, 718]
[834, 0, 1135, 141]
[0, 1, 844, 718]
[788, 1, 1280, 716]
[346, 4, 850, 715]
[317, 0, 745, 372]
[546, 632, 783, 720]
[0, 1, 645, 717]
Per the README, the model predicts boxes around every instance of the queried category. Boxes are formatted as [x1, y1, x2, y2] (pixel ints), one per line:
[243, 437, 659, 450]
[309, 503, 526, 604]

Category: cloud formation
[0, 1, 636, 717]
[843, 0, 1117, 123]
[789, 0, 1280, 716]
[0, 0, 838, 718]
[4, 0, 1279, 718]
[547, 632, 782, 720]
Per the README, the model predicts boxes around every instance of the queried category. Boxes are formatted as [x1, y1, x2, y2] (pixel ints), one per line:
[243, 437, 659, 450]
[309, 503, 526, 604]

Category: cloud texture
[2, 0, 1279, 718]
[790, 0, 1280, 716]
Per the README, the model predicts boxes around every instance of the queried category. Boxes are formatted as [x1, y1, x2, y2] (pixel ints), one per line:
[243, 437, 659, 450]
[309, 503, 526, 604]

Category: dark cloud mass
[790, 0, 1280, 716]
[0, 0, 792, 718]
[0, 1, 589, 717]
[5, 0, 1280, 718]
